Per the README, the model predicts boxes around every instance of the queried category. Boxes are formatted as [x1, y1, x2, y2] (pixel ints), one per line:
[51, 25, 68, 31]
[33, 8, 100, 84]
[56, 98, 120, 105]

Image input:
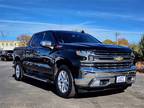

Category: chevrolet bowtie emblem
[114, 56, 124, 61]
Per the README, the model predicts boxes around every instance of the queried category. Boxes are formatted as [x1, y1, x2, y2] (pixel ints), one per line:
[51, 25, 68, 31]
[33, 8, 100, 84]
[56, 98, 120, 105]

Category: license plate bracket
[116, 76, 126, 83]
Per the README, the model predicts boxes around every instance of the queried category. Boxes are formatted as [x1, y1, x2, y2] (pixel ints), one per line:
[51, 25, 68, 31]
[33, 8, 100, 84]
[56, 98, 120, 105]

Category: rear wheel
[14, 62, 24, 81]
[55, 65, 76, 98]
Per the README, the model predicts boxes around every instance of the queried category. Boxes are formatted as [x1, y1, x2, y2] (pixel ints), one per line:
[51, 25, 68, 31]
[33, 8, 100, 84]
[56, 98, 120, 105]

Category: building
[0, 41, 20, 50]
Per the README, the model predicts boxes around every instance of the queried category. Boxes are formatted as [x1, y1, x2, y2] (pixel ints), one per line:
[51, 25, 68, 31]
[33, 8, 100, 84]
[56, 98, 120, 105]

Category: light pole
[0, 31, 6, 50]
[115, 32, 120, 45]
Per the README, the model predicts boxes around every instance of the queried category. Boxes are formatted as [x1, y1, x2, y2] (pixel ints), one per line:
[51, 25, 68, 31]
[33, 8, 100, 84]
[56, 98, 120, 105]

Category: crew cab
[13, 30, 136, 98]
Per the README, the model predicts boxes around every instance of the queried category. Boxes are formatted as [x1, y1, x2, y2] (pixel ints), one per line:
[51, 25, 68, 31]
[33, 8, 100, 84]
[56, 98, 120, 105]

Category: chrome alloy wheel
[15, 65, 20, 78]
[57, 70, 70, 93]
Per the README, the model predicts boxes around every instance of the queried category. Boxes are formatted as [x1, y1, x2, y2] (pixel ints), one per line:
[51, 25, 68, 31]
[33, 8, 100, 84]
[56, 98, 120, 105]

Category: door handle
[26, 51, 31, 53]
[33, 51, 40, 56]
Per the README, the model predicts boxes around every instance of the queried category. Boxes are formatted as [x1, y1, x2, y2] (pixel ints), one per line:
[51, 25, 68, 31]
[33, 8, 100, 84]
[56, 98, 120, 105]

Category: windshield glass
[55, 31, 101, 43]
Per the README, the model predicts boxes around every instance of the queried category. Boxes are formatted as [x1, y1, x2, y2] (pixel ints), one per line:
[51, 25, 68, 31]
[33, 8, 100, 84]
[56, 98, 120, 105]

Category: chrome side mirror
[40, 41, 54, 49]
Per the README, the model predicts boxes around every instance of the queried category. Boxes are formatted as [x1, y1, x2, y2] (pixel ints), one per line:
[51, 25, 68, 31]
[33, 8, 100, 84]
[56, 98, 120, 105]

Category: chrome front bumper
[75, 66, 136, 88]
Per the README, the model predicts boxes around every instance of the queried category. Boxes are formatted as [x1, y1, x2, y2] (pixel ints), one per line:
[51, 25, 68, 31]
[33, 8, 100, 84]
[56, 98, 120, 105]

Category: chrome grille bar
[82, 50, 132, 69]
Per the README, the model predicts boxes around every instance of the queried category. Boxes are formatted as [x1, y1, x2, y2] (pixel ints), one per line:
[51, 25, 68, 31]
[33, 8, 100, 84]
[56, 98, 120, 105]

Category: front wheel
[118, 86, 128, 92]
[14, 62, 24, 81]
[55, 65, 76, 98]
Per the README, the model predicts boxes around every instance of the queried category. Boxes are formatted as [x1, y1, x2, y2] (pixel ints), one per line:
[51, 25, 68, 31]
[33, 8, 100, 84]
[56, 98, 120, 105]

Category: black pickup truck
[13, 30, 136, 98]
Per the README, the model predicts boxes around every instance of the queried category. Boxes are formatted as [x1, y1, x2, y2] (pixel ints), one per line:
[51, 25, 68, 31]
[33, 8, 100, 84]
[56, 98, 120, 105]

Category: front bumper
[75, 66, 136, 88]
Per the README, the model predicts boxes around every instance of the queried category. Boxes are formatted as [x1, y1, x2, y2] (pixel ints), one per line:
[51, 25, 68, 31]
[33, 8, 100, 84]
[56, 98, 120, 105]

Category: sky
[0, 0, 144, 43]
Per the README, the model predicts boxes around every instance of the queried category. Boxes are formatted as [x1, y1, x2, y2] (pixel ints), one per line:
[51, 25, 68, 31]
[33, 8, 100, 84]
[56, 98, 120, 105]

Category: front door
[34, 31, 55, 77]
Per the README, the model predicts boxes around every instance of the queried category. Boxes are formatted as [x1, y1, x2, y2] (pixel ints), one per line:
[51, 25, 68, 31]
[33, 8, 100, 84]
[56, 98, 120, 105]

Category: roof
[34, 30, 83, 35]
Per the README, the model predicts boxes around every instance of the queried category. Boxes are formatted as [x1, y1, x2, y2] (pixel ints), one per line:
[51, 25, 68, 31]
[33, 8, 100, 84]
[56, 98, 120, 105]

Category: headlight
[88, 55, 95, 61]
[76, 50, 95, 61]
[131, 52, 135, 65]
[76, 51, 89, 56]
[131, 52, 135, 59]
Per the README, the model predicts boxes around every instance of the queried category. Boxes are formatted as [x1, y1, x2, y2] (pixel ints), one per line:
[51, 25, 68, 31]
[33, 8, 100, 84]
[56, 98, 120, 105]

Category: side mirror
[40, 41, 54, 49]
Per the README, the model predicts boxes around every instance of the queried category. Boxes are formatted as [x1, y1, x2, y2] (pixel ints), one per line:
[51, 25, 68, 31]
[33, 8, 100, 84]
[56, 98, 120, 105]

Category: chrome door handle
[26, 51, 30, 53]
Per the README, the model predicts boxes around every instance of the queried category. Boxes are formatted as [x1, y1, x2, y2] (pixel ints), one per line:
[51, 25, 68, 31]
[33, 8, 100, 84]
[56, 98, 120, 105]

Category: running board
[23, 74, 52, 83]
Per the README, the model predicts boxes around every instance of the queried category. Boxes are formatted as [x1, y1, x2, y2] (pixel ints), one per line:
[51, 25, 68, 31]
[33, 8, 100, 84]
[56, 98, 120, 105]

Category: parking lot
[0, 61, 144, 108]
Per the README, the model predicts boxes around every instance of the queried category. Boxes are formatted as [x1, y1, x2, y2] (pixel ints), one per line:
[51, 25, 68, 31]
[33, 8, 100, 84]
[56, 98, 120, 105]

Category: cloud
[0, 19, 142, 43]
[0, 19, 93, 28]
[77, 11, 144, 22]
[0, 4, 25, 10]
[0, 19, 141, 34]
[1, 2, 143, 22]
[0, 19, 54, 25]
[0, 19, 92, 36]
[0, 20, 92, 36]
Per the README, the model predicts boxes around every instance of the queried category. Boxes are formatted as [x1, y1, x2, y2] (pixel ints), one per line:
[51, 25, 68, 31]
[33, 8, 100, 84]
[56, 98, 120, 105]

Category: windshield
[54, 31, 101, 44]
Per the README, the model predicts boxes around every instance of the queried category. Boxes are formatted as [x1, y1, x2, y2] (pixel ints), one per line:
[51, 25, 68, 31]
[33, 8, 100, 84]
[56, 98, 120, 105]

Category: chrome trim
[24, 74, 48, 83]
[80, 66, 136, 73]
[75, 66, 136, 87]
[79, 50, 133, 70]
[81, 59, 132, 63]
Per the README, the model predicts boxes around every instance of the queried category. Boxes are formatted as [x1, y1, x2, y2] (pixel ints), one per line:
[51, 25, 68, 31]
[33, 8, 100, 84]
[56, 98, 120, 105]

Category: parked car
[13, 30, 136, 98]
[0, 50, 2, 57]
[1, 50, 13, 61]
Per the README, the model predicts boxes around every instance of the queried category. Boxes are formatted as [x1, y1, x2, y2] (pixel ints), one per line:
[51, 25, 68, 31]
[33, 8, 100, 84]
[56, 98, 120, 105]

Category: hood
[60, 43, 132, 53]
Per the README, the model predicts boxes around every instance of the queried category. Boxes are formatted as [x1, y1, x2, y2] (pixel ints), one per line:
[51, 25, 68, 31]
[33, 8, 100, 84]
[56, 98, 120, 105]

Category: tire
[1, 57, 4, 61]
[117, 86, 128, 92]
[55, 65, 76, 98]
[0, 57, 3, 61]
[14, 62, 24, 81]
[3, 57, 7, 61]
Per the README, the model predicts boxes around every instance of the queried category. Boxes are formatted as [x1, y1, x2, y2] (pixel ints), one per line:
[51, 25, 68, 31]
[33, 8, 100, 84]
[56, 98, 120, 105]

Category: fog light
[90, 79, 100, 87]
[131, 76, 136, 82]
[100, 79, 109, 86]
[127, 76, 136, 83]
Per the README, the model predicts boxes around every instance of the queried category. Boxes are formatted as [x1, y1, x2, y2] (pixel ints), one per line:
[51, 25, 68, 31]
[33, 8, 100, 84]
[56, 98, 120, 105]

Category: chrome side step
[23, 74, 50, 83]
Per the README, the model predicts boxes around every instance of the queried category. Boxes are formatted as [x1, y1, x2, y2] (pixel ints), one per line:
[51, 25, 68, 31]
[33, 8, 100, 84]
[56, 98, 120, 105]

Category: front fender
[53, 50, 80, 78]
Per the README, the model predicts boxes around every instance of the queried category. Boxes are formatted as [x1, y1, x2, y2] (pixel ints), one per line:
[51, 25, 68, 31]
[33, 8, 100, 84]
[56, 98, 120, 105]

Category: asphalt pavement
[0, 61, 144, 108]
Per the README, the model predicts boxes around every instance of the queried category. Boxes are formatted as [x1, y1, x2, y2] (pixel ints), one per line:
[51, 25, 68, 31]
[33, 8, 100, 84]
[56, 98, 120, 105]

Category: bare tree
[0, 31, 7, 39]
[17, 34, 31, 47]
[0, 31, 6, 50]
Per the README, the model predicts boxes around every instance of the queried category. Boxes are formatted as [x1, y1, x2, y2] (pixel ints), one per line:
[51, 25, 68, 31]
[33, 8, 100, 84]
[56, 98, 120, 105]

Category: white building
[0, 41, 19, 50]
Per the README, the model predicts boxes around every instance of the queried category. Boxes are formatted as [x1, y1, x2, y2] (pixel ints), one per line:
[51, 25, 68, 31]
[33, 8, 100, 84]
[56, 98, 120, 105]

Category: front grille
[94, 62, 132, 69]
[95, 51, 132, 69]
[82, 50, 133, 69]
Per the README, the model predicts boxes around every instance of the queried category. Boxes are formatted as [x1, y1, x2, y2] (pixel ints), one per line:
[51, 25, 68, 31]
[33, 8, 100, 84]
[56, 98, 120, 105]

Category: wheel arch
[13, 56, 21, 65]
[54, 58, 79, 79]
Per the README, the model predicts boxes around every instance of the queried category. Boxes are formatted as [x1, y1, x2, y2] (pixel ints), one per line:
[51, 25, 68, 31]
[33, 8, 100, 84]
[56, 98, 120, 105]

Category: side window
[43, 32, 54, 43]
[30, 35, 36, 47]
[31, 33, 44, 47]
